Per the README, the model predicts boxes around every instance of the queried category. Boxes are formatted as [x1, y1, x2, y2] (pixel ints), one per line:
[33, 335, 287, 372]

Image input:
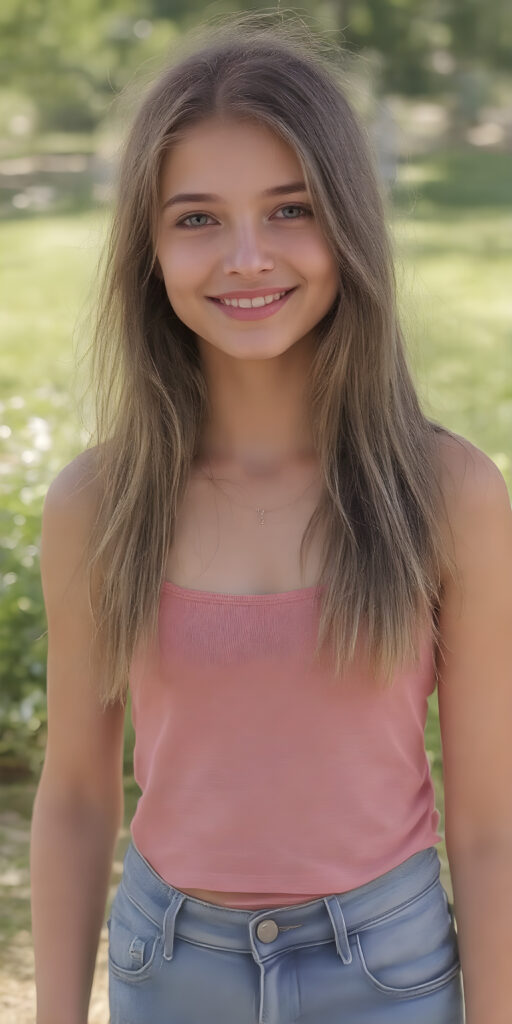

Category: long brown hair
[77, 10, 458, 708]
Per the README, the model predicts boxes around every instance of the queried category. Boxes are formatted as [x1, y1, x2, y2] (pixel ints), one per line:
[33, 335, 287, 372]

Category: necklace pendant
[256, 508, 265, 526]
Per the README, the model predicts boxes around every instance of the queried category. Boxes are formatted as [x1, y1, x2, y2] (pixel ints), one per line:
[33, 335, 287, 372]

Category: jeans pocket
[354, 878, 461, 999]
[107, 881, 163, 983]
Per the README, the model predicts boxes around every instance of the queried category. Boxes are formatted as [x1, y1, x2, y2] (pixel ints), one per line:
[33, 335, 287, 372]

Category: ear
[153, 259, 163, 281]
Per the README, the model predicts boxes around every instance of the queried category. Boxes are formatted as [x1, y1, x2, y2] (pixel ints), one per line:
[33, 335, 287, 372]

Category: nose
[222, 220, 275, 277]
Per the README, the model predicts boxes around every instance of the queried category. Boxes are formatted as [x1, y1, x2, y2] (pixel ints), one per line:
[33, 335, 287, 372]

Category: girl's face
[155, 117, 339, 360]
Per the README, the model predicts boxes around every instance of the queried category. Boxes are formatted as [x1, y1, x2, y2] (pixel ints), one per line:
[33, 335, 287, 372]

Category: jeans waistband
[119, 840, 441, 963]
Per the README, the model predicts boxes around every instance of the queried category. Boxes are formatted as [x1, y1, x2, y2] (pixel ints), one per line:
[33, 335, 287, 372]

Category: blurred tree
[446, 0, 512, 71]
[328, 0, 512, 93]
[1, 0, 510, 134]
[0, 0, 177, 131]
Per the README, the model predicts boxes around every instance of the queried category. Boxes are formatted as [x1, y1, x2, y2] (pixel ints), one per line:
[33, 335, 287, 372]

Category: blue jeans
[107, 840, 464, 1023]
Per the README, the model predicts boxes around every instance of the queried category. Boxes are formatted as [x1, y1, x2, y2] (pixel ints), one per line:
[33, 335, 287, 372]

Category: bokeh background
[1, 2, 511, 1021]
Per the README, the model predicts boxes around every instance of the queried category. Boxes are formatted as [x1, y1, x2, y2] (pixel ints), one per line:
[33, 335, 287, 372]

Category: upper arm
[436, 432, 512, 856]
[38, 449, 126, 814]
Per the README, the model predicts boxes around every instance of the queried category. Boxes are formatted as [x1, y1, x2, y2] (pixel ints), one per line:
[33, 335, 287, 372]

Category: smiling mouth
[209, 287, 297, 307]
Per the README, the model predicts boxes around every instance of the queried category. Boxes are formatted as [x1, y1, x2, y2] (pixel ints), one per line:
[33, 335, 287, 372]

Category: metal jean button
[256, 919, 279, 943]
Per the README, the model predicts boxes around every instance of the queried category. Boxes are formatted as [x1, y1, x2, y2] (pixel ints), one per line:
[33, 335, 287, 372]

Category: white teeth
[219, 291, 287, 308]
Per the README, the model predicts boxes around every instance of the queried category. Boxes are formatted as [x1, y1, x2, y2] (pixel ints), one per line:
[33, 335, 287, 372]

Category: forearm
[30, 783, 122, 1024]
[447, 841, 512, 1024]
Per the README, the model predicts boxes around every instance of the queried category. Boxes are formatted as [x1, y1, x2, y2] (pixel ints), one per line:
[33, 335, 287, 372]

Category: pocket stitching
[108, 931, 162, 982]
[108, 890, 162, 982]
[355, 933, 460, 997]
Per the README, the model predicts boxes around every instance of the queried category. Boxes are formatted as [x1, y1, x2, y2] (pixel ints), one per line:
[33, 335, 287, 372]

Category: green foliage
[0, 200, 135, 775]
[0, 1, 511, 139]
[0, 411, 135, 778]
[391, 148, 512, 469]
[394, 147, 512, 208]
[338, 0, 512, 79]
[0, 208, 103, 776]
[0, 461, 46, 779]
[0, 0, 179, 133]
[0, 398, 75, 779]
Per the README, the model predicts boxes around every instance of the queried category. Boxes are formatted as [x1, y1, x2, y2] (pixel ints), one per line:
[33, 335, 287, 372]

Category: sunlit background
[1, 3, 511, 1020]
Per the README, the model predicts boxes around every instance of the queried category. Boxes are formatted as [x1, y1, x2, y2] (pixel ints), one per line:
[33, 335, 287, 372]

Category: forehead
[159, 117, 303, 194]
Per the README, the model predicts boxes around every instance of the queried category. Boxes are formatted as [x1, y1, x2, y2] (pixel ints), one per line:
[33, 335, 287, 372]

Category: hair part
[76, 9, 459, 709]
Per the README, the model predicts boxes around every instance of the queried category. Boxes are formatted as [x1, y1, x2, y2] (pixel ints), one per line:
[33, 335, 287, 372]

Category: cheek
[324, 261, 340, 299]
[158, 249, 205, 301]
[292, 235, 336, 280]
[303, 243, 339, 310]
[317, 244, 339, 293]
[157, 259, 210, 329]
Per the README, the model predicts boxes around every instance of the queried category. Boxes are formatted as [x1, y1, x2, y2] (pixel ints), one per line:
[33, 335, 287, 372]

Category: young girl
[30, 13, 512, 1024]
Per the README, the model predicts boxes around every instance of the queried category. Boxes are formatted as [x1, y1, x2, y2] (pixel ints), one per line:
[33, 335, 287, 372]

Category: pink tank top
[129, 580, 442, 908]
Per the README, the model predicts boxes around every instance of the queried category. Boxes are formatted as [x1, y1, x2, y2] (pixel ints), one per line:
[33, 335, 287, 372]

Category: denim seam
[258, 937, 342, 963]
[348, 875, 440, 934]
[121, 884, 162, 929]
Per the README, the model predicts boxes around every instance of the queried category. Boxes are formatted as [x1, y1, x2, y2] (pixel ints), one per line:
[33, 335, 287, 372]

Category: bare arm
[30, 451, 126, 1024]
[437, 434, 512, 1024]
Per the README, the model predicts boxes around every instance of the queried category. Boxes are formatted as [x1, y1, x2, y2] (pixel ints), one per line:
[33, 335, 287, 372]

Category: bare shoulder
[434, 428, 511, 583]
[436, 428, 508, 507]
[42, 447, 106, 595]
[45, 445, 103, 512]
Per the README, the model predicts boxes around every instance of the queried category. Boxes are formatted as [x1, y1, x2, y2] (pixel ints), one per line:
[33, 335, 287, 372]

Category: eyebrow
[161, 181, 308, 210]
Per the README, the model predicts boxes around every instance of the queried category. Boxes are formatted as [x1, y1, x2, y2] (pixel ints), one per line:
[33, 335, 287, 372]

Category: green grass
[391, 148, 512, 480]
[1, 144, 511, 972]
[0, 207, 108, 397]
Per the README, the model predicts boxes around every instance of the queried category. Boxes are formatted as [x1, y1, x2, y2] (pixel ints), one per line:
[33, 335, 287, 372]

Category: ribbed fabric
[129, 579, 442, 909]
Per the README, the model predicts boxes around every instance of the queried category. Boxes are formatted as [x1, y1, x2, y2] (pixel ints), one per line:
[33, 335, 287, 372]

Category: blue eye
[176, 212, 214, 228]
[175, 203, 312, 229]
[275, 204, 312, 219]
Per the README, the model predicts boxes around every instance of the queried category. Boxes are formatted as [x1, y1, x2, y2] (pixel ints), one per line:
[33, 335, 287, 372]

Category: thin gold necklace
[204, 457, 322, 526]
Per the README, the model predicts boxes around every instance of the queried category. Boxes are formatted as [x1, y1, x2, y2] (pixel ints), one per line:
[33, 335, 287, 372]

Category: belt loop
[162, 891, 186, 960]
[323, 895, 353, 964]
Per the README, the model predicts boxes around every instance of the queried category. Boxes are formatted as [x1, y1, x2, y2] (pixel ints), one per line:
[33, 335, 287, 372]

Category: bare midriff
[177, 886, 277, 906]
[176, 885, 325, 908]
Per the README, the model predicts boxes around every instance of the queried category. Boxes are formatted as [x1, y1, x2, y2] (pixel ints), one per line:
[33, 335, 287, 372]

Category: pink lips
[207, 287, 297, 321]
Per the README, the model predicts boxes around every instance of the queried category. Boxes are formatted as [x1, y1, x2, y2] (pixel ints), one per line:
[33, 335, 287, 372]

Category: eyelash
[175, 203, 313, 229]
